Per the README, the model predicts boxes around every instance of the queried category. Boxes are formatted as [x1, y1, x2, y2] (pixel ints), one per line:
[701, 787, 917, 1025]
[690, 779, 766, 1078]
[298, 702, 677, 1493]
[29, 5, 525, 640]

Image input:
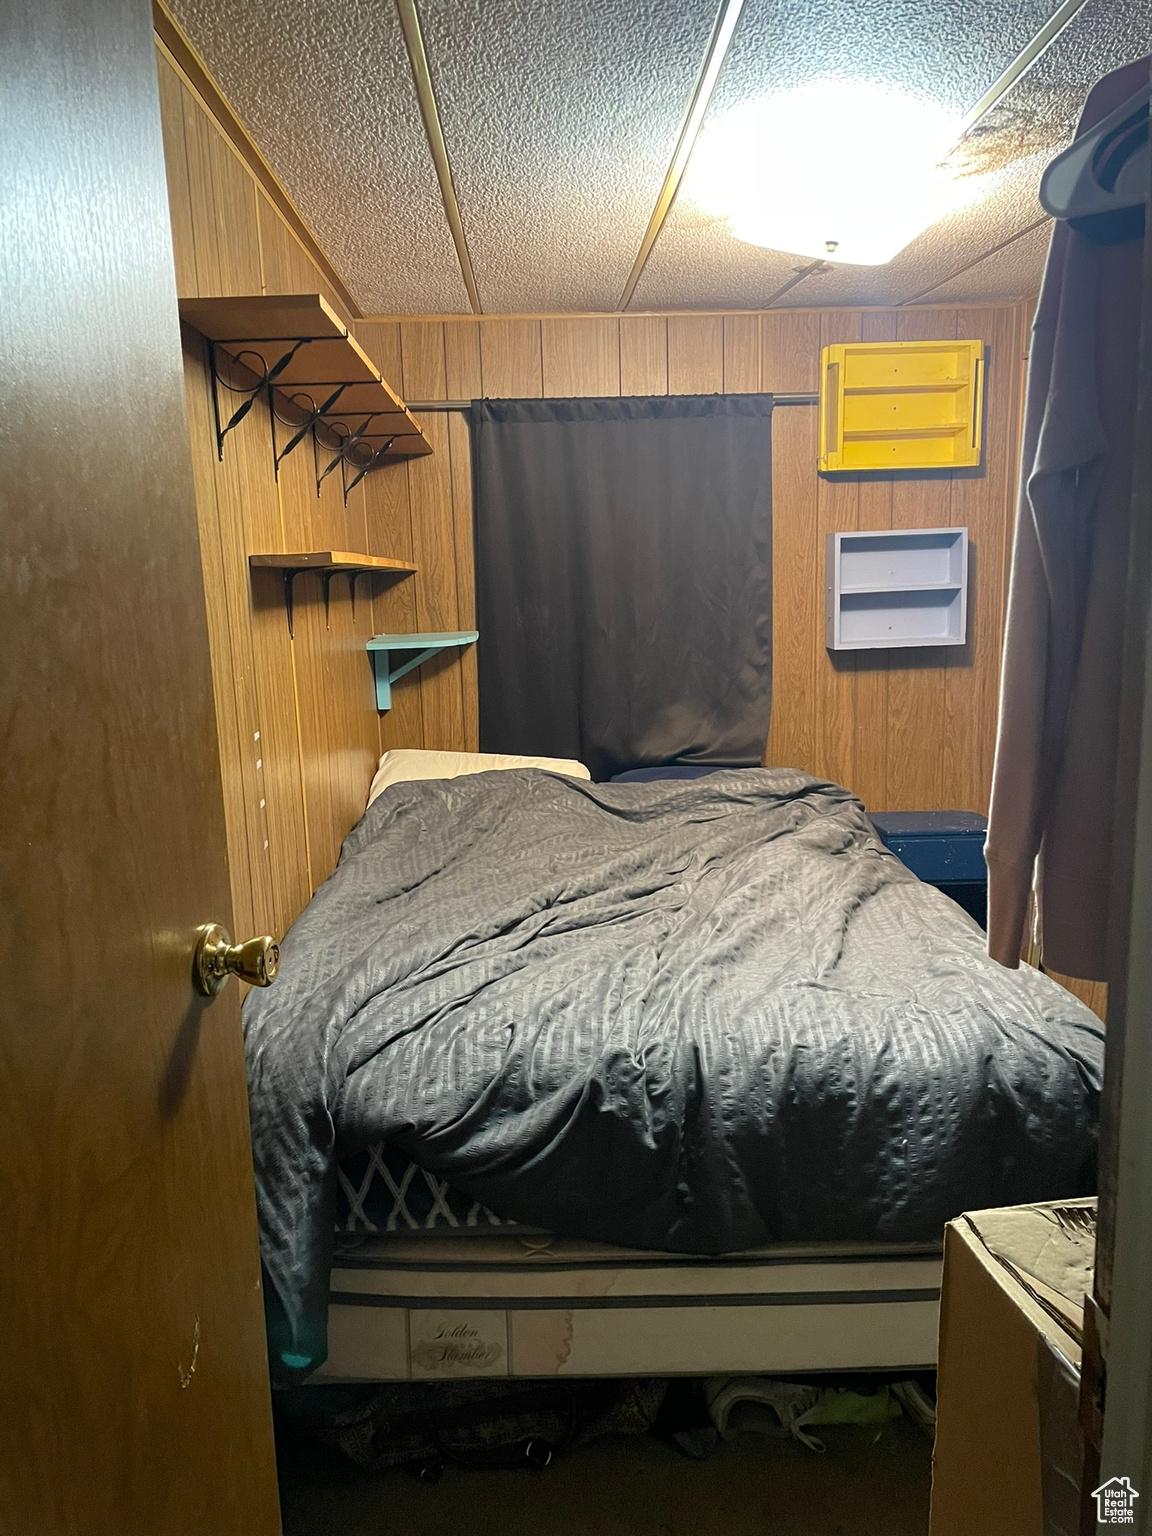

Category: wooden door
[0, 1, 281, 1532]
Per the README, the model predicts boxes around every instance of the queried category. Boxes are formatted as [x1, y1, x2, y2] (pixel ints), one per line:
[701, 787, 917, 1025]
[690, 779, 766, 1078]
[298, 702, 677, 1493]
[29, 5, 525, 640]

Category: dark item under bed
[284, 1376, 668, 1476]
[244, 768, 1103, 1377]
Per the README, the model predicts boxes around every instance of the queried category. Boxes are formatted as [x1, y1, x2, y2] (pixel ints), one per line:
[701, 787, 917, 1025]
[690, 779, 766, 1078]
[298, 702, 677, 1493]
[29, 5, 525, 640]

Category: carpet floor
[276, 1414, 932, 1536]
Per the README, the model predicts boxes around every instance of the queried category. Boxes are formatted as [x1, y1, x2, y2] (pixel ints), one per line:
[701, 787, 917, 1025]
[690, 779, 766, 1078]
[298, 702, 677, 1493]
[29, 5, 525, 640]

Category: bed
[243, 756, 1103, 1383]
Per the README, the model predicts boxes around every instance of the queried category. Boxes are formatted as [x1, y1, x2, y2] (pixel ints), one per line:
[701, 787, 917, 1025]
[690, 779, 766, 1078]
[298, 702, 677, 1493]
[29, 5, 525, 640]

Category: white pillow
[367, 749, 591, 807]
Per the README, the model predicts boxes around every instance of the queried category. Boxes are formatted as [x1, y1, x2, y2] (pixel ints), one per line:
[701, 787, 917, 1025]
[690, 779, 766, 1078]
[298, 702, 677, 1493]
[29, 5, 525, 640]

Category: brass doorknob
[193, 923, 280, 997]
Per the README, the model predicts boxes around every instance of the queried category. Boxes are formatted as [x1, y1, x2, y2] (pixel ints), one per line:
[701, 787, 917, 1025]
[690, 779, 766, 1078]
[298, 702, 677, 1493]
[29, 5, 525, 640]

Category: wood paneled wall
[157, 31, 1031, 961]
[357, 304, 1029, 815]
[356, 309, 1113, 1019]
[156, 39, 475, 941]
[156, 31, 1102, 1019]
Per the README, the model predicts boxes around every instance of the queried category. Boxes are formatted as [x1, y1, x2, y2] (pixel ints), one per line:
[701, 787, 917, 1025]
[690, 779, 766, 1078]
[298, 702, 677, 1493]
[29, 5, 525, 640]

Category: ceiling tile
[633, 156, 1054, 311]
[168, 0, 1151, 315]
[166, 0, 472, 314]
[780, 154, 1053, 307]
[709, 0, 1055, 119]
[967, 0, 1152, 158]
[630, 214, 808, 310]
[638, 0, 1152, 310]
[910, 218, 1053, 305]
[418, 0, 719, 313]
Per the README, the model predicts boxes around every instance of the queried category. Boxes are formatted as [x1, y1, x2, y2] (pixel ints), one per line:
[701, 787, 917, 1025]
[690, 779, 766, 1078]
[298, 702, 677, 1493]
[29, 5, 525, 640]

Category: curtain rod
[406, 393, 818, 412]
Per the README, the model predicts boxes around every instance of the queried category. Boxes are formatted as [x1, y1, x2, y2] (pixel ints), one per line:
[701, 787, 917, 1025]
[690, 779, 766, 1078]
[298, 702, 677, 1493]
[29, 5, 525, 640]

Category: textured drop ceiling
[167, 0, 471, 313]
[418, 0, 719, 312]
[168, 0, 1152, 314]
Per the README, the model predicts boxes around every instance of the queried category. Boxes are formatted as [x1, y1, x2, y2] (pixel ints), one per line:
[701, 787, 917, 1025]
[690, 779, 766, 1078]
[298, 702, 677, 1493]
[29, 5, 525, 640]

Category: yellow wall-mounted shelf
[819, 339, 985, 473]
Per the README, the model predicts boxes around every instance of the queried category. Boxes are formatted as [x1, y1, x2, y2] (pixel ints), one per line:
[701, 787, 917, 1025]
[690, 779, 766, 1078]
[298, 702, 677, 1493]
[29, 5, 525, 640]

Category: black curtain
[472, 394, 773, 781]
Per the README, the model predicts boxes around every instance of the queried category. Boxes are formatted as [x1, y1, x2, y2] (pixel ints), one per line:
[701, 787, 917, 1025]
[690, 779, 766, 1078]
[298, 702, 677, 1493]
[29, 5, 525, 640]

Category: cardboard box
[929, 1203, 1092, 1536]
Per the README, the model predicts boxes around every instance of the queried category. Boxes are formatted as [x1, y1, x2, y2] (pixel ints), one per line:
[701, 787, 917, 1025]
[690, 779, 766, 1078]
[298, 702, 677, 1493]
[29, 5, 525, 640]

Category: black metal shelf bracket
[208, 336, 315, 461]
[280, 566, 363, 640]
[270, 385, 348, 480]
[344, 435, 397, 502]
[206, 338, 406, 494]
[314, 414, 397, 504]
[282, 569, 297, 640]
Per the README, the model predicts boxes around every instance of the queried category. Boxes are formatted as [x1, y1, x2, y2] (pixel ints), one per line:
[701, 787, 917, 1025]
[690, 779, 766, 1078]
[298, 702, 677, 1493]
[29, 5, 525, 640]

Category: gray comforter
[244, 768, 1103, 1375]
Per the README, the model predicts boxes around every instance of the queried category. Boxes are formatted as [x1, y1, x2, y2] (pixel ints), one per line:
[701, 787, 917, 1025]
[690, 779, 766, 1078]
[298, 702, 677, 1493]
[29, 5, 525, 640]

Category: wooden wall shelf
[179, 294, 432, 498]
[249, 550, 417, 637]
[825, 528, 968, 651]
[366, 631, 478, 711]
[819, 339, 985, 472]
[249, 551, 417, 574]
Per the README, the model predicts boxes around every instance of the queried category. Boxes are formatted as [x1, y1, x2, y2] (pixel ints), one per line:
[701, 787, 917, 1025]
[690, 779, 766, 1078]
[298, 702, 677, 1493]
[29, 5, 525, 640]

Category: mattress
[316, 1229, 944, 1382]
[330, 1148, 941, 1381]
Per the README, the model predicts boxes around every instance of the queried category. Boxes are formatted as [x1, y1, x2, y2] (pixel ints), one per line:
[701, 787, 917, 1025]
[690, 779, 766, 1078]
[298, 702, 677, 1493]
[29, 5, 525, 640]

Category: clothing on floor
[986, 56, 1149, 981]
[280, 1377, 668, 1475]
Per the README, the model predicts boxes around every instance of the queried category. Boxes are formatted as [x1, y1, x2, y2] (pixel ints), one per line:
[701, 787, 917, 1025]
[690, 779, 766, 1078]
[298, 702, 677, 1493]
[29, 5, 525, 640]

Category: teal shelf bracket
[366, 630, 478, 711]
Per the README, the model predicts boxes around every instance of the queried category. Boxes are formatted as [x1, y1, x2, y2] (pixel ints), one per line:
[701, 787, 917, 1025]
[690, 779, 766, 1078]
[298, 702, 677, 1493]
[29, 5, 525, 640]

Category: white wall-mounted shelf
[825, 528, 968, 651]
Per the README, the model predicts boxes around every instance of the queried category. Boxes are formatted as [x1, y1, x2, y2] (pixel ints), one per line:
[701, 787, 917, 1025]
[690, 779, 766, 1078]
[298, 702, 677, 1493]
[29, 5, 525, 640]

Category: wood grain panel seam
[182, 328, 278, 933]
[254, 178, 267, 296]
[175, 77, 211, 298]
[156, 57, 198, 299]
[275, 413, 313, 895]
[440, 323, 452, 411]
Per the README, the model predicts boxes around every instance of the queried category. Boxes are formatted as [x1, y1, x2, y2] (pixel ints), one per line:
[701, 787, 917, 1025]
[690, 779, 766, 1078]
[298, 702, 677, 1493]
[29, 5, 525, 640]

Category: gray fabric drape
[471, 394, 774, 780]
